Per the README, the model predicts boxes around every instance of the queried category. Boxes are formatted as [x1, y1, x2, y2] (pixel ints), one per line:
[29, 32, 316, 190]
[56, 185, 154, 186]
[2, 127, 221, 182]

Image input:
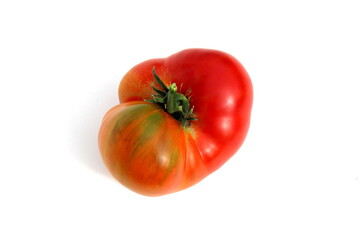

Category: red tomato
[98, 49, 253, 196]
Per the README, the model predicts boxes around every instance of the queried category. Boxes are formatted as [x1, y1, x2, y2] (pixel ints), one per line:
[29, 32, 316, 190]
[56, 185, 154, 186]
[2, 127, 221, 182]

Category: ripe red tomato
[98, 49, 253, 196]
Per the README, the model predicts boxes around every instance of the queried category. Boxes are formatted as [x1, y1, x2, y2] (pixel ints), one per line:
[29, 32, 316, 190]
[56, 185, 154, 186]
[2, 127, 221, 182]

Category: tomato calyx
[145, 67, 197, 127]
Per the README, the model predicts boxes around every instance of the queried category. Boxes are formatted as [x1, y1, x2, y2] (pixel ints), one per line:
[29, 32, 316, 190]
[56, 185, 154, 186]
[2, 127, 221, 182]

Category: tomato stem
[145, 67, 197, 127]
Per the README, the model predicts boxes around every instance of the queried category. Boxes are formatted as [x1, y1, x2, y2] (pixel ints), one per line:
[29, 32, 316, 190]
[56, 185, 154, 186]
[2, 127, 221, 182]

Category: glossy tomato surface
[99, 49, 253, 196]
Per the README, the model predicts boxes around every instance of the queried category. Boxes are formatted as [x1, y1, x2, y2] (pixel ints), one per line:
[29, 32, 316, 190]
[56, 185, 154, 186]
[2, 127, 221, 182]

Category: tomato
[98, 49, 253, 196]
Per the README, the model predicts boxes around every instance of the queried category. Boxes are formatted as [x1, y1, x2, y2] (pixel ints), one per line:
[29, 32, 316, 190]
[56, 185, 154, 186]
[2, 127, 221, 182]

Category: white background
[0, 0, 359, 239]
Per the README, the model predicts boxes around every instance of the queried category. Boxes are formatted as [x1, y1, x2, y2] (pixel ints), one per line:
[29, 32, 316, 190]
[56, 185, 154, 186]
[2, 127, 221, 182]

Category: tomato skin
[99, 101, 207, 196]
[99, 102, 185, 196]
[99, 49, 252, 196]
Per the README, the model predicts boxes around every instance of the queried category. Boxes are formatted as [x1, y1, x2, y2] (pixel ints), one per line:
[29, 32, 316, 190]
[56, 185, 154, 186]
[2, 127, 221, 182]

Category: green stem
[145, 67, 197, 127]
